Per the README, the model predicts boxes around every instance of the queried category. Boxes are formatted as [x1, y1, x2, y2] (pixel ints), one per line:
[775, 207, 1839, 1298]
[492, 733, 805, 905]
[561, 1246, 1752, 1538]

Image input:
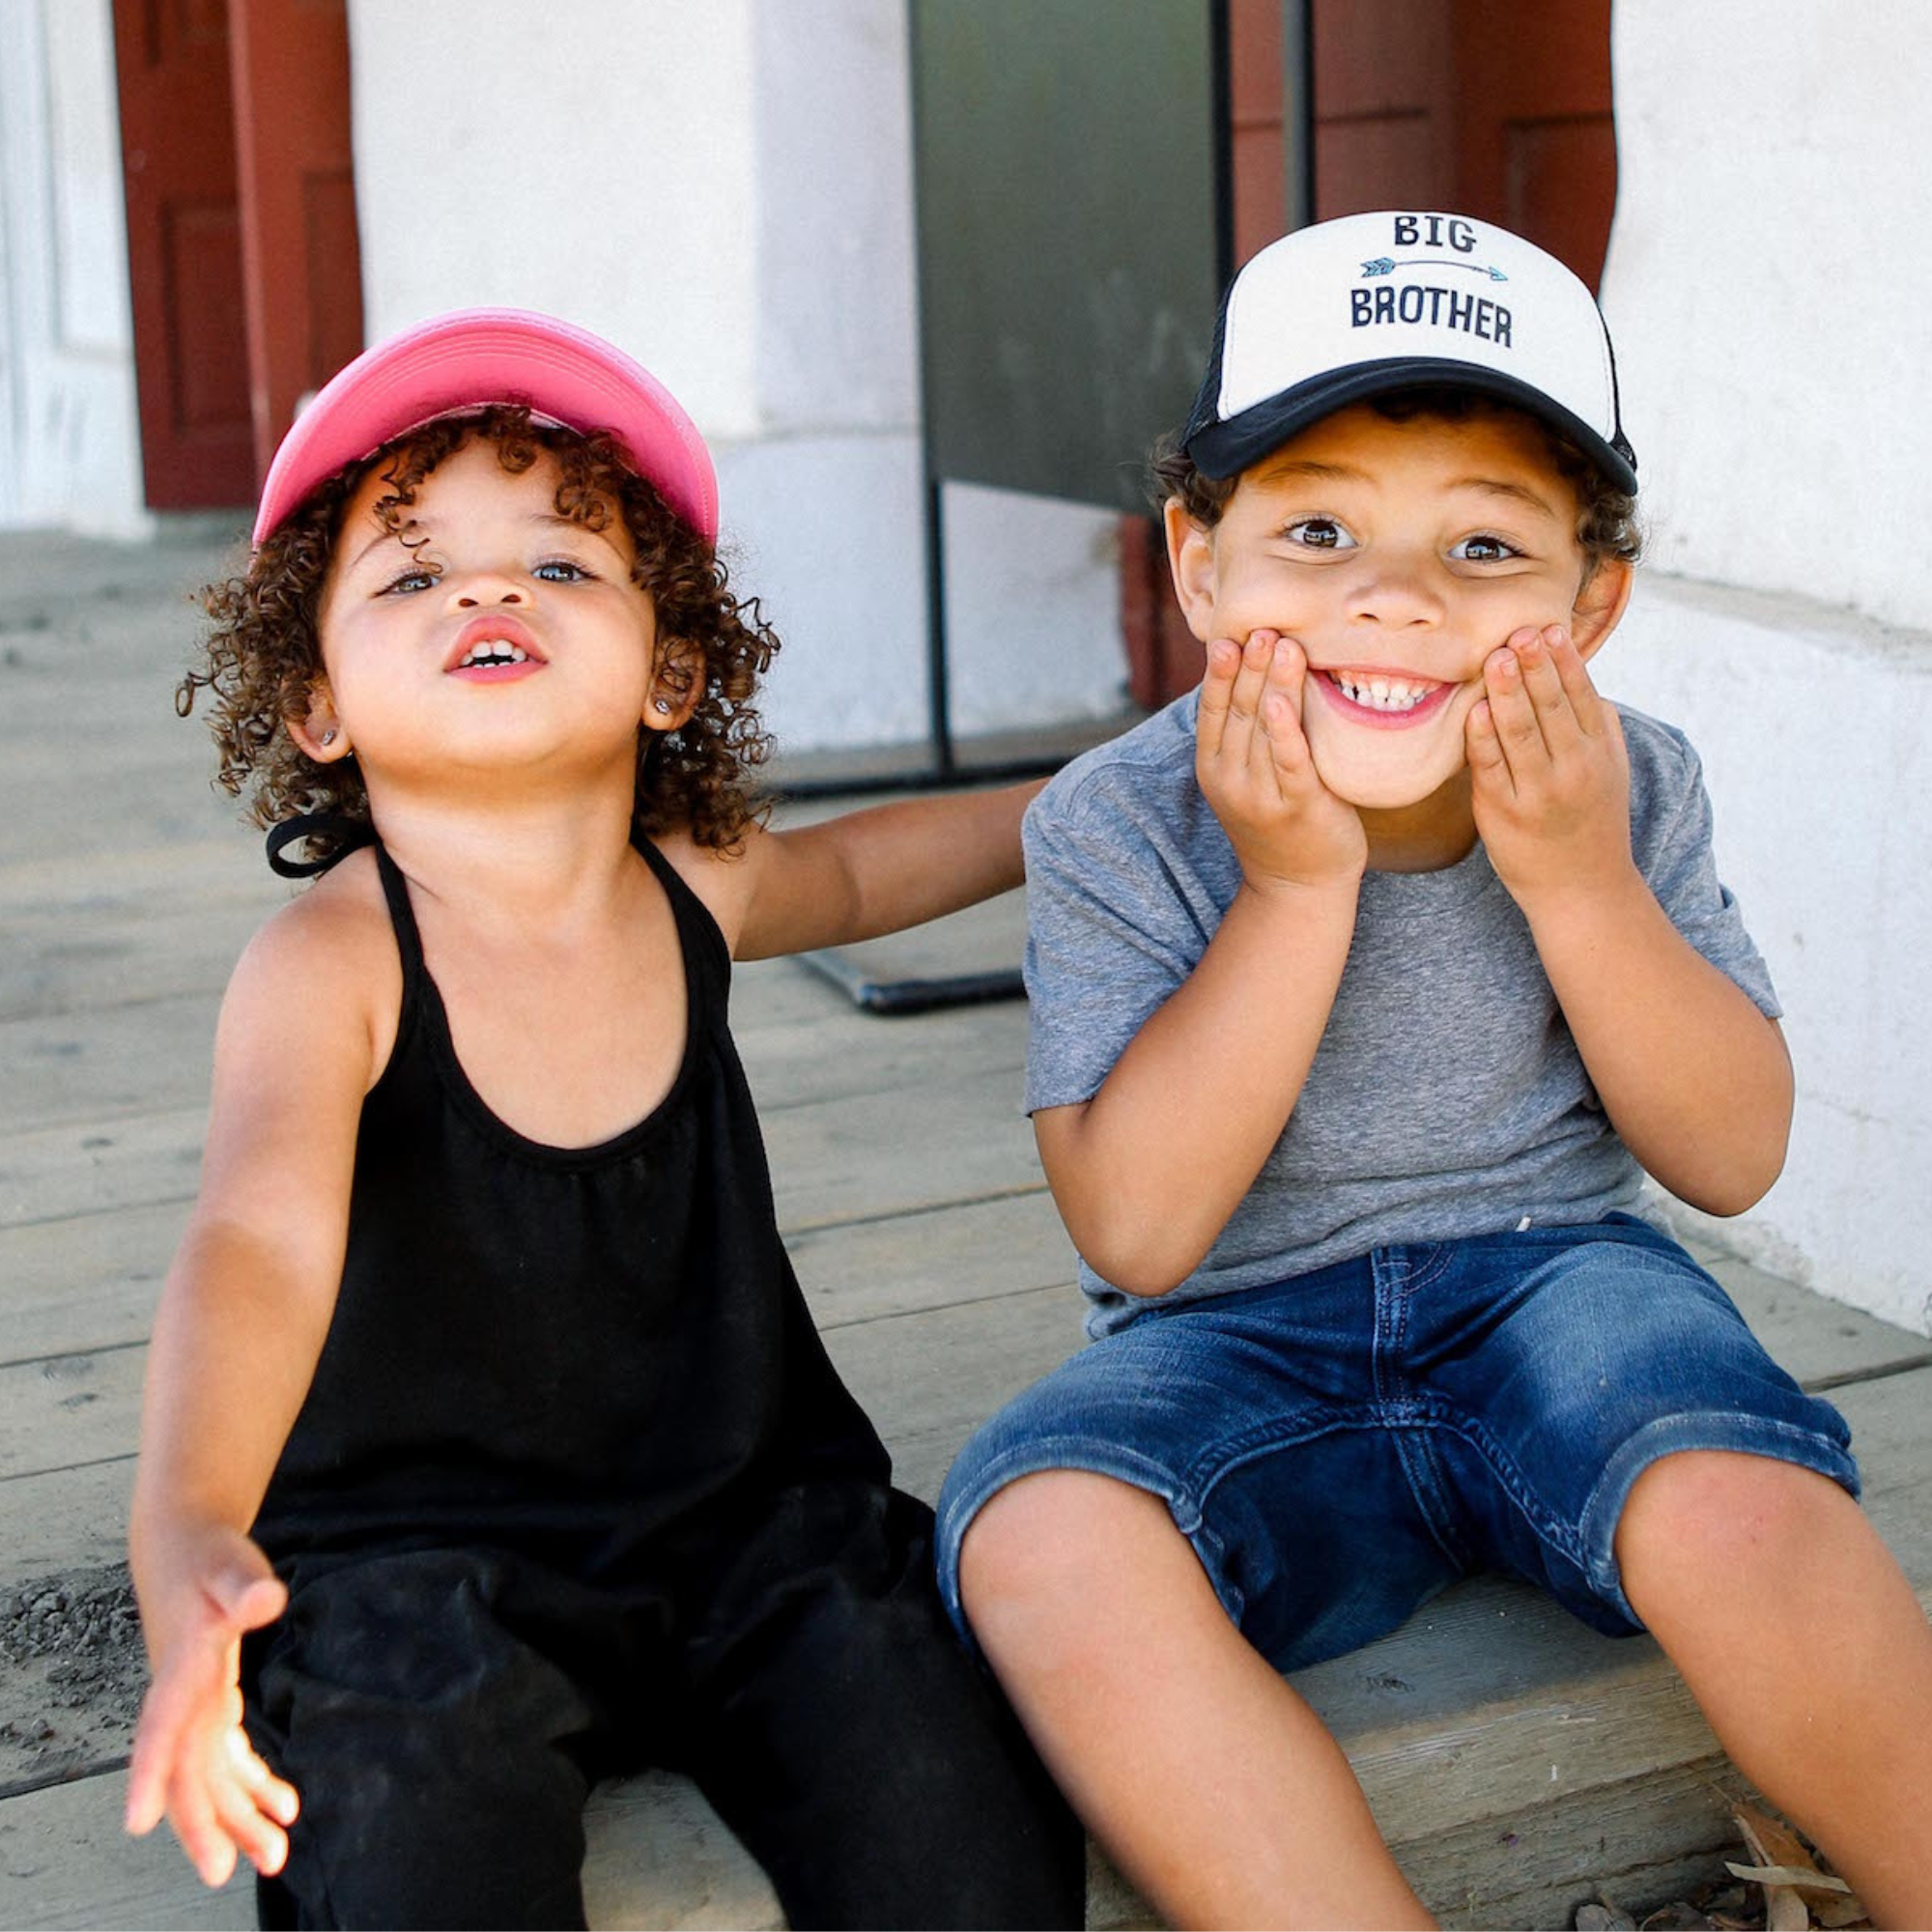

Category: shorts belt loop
[1369, 1246, 1408, 1399]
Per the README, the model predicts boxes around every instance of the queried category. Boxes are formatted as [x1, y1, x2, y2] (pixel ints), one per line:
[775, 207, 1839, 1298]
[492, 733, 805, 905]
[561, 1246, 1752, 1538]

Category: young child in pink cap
[124, 309, 1082, 1931]
[936, 213, 1932, 1926]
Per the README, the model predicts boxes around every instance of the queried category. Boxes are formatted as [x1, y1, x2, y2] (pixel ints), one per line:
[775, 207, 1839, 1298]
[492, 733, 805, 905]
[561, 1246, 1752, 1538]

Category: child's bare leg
[959, 1468, 1434, 1930]
[1617, 1450, 1932, 1927]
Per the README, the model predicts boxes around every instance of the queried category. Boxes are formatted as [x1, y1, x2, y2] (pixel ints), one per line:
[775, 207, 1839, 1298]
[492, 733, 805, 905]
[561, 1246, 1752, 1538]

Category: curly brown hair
[180, 406, 781, 865]
[1147, 384, 1643, 577]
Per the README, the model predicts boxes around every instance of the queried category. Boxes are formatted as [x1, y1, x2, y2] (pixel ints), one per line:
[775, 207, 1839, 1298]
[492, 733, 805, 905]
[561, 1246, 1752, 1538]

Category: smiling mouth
[1322, 669, 1443, 715]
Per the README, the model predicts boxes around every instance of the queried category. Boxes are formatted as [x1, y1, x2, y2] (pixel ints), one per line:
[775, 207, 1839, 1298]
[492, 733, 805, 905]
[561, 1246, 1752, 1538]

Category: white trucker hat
[1180, 211, 1636, 494]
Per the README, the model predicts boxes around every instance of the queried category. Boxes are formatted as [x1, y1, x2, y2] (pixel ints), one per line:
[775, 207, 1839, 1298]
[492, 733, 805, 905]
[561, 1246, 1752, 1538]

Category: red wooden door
[1442, 0, 1616, 293]
[229, 0, 364, 480]
[112, 0, 255, 509]
[1310, 0, 1615, 290]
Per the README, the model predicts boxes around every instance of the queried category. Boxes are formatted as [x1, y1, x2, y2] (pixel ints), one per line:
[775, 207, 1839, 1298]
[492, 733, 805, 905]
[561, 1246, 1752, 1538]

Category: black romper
[242, 834, 1081, 1932]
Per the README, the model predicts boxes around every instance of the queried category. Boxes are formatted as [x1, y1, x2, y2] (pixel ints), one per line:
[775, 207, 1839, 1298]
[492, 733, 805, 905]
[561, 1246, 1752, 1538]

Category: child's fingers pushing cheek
[1546, 625, 1609, 730]
[1482, 641, 1552, 771]
[1258, 639, 1315, 778]
[1465, 697, 1514, 796]
[1194, 638, 1243, 760]
[1226, 630, 1278, 743]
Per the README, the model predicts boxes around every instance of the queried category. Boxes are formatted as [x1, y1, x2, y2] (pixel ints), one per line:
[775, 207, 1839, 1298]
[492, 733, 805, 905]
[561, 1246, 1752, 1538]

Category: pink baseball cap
[252, 307, 719, 547]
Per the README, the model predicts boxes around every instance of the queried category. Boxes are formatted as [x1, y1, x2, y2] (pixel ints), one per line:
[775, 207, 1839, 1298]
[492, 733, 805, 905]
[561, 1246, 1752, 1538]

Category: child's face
[303, 436, 674, 785]
[1167, 403, 1630, 820]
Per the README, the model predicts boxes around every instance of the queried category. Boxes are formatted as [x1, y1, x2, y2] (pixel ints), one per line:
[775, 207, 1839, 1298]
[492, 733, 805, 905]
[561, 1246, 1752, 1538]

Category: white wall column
[1601, 0, 1932, 1332]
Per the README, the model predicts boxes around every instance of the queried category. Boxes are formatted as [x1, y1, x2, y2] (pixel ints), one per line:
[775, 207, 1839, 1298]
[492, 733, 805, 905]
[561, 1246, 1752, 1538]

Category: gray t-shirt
[1023, 693, 1781, 1337]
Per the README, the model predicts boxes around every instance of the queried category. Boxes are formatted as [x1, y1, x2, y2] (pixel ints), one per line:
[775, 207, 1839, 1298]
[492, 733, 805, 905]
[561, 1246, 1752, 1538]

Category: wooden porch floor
[1, 529, 1927, 1929]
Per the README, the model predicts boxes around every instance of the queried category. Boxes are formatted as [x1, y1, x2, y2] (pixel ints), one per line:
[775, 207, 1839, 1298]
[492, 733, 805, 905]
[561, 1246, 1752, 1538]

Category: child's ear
[644, 639, 703, 734]
[1163, 497, 1220, 643]
[1569, 557, 1634, 665]
[287, 684, 353, 763]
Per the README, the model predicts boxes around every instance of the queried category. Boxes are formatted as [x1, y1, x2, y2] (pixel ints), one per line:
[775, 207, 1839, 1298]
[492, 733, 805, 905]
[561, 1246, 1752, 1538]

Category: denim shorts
[936, 1216, 1858, 1671]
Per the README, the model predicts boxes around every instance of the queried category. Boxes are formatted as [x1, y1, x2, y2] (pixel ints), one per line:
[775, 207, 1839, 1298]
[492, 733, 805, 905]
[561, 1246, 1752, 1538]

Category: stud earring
[321, 728, 338, 748]
[652, 698, 673, 716]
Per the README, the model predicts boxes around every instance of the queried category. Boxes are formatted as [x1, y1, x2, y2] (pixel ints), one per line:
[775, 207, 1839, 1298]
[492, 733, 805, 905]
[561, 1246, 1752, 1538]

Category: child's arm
[1036, 632, 1366, 1296]
[126, 891, 383, 1885]
[667, 776, 1047, 961]
[1467, 624, 1794, 1213]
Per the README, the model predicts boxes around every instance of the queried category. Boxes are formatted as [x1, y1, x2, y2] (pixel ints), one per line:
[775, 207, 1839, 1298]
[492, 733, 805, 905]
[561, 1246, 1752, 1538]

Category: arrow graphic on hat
[1361, 257, 1509, 282]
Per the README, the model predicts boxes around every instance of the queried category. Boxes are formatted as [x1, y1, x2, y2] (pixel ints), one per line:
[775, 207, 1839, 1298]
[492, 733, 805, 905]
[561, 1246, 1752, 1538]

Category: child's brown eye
[1449, 534, 1520, 563]
[1284, 516, 1354, 551]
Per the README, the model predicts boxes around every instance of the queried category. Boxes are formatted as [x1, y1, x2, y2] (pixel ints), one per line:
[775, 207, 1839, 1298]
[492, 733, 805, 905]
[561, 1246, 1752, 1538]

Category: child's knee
[959, 1468, 1179, 1639]
[1615, 1447, 1858, 1611]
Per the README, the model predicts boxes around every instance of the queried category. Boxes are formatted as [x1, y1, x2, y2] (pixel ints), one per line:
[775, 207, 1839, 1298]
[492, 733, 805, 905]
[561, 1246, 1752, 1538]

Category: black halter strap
[266, 812, 379, 878]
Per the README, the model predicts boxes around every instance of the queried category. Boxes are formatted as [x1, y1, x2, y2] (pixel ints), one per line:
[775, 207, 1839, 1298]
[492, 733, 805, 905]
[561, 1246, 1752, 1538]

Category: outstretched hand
[1466, 623, 1634, 908]
[1196, 631, 1366, 893]
[125, 1526, 298, 1887]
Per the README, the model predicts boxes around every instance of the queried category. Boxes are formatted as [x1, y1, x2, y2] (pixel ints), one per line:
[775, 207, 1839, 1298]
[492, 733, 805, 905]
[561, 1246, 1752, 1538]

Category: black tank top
[251, 832, 889, 1577]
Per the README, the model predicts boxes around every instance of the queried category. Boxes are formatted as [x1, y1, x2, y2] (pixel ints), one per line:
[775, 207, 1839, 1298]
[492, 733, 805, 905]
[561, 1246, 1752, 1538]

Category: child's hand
[1196, 631, 1366, 893]
[125, 1527, 298, 1887]
[1467, 624, 1634, 908]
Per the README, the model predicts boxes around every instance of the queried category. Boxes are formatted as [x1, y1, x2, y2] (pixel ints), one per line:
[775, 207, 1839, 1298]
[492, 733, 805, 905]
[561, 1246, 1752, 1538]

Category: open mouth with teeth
[450, 638, 542, 681]
[1317, 668, 1453, 726]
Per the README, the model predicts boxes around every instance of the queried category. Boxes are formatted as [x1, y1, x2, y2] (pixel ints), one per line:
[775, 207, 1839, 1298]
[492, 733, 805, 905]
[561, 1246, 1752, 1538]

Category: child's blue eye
[1449, 533, 1521, 562]
[1283, 516, 1355, 551]
[534, 558, 591, 582]
[379, 567, 439, 595]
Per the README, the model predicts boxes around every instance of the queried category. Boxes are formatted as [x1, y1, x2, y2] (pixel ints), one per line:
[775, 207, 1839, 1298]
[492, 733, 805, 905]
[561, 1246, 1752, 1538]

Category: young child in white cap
[936, 212, 1932, 1927]
[123, 308, 1083, 1930]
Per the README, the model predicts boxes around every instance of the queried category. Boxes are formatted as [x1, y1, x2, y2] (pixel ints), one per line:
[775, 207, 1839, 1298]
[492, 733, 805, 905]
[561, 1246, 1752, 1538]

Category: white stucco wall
[0, 0, 147, 536]
[1602, 1, 1932, 1333]
[1604, 1, 1932, 634]
[346, 0, 1124, 754]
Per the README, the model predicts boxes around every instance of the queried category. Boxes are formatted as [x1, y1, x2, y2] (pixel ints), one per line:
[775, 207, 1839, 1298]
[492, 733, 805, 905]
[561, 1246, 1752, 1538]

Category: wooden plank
[0, 1110, 208, 1232]
[0, 1762, 788, 1932]
[767, 1068, 1042, 1230]
[0, 840, 284, 923]
[581, 1775, 782, 1931]
[1706, 1248, 1932, 1386]
[0, 1462, 133, 1588]
[0, 1203, 184, 1367]
[789, 1189, 1072, 1328]
[1392, 1756, 1756, 1932]
[0, 900, 274, 1024]
[0, 1066, 1038, 1235]
[0, 1190, 1068, 1375]
[0, 999, 219, 1137]
[732, 993, 1028, 1115]
[824, 1284, 1088, 1504]
[0, 1273, 1080, 1505]
[0, 1773, 256, 1930]
[0, 1347, 144, 1485]
[0, 943, 1021, 1129]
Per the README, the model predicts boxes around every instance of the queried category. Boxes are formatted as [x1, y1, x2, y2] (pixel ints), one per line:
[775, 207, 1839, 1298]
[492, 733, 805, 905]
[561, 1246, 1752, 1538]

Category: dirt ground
[0, 1563, 146, 1799]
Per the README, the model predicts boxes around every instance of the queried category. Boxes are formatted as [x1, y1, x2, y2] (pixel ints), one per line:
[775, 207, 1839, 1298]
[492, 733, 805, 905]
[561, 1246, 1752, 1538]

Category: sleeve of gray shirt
[1021, 709, 1233, 1116]
[1619, 705, 1781, 1019]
